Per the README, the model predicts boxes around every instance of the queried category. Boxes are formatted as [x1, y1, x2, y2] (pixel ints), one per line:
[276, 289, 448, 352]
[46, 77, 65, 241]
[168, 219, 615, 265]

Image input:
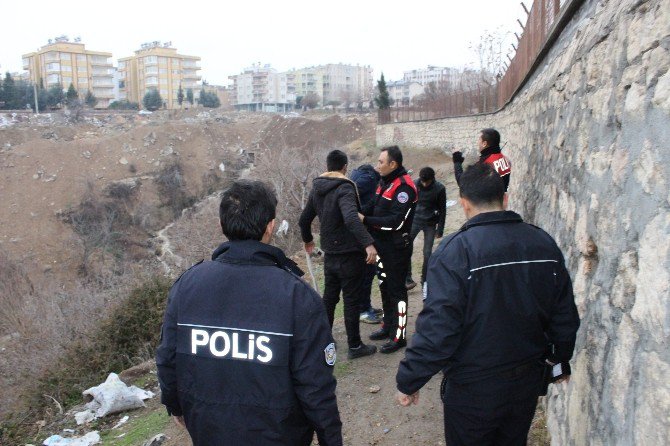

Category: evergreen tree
[186, 88, 194, 105]
[85, 90, 98, 108]
[47, 84, 64, 109]
[177, 83, 184, 106]
[143, 89, 162, 111]
[66, 83, 78, 105]
[199, 89, 221, 108]
[374, 73, 391, 109]
[2, 73, 17, 109]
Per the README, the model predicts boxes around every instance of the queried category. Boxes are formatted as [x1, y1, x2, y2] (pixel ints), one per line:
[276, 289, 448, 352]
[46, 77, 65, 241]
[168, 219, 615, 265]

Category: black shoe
[347, 343, 377, 359]
[405, 280, 417, 290]
[369, 328, 390, 341]
[380, 339, 407, 354]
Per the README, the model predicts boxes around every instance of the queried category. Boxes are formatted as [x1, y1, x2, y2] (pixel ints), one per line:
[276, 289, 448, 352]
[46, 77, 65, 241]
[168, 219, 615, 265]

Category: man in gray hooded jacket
[299, 149, 378, 359]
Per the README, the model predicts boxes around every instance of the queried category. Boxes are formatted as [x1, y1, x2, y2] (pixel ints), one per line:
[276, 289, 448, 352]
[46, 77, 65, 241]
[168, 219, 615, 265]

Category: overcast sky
[0, 0, 527, 85]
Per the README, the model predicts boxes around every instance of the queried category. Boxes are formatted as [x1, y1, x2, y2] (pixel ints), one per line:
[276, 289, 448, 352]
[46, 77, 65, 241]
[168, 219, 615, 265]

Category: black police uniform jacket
[453, 146, 512, 191]
[396, 211, 580, 401]
[363, 166, 418, 248]
[299, 172, 374, 254]
[156, 240, 343, 446]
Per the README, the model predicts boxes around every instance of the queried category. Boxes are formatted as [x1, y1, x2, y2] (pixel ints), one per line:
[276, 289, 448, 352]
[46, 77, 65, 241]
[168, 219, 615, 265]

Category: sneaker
[380, 339, 407, 354]
[372, 307, 383, 316]
[360, 310, 382, 324]
[347, 343, 377, 359]
[405, 280, 417, 290]
[369, 328, 390, 341]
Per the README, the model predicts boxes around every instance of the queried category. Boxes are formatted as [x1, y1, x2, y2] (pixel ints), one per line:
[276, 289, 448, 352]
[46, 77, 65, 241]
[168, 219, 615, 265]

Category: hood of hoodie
[312, 171, 362, 208]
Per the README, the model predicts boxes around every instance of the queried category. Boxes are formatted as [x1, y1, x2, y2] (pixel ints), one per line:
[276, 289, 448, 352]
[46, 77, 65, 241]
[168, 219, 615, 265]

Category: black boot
[369, 327, 390, 341]
[380, 338, 407, 354]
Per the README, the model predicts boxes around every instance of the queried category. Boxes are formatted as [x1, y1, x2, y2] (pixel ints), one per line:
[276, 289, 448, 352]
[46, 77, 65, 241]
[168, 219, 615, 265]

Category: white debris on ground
[73, 373, 154, 424]
[42, 431, 100, 446]
[111, 415, 130, 429]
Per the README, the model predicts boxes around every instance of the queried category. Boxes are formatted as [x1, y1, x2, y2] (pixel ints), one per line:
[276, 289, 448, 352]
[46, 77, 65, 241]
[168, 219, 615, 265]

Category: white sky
[0, 0, 527, 85]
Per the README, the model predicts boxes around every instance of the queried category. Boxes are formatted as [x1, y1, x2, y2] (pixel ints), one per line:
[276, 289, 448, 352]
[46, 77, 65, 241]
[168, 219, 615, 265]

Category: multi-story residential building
[387, 80, 424, 105]
[229, 64, 296, 112]
[22, 36, 115, 107]
[118, 42, 201, 109]
[291, 64, 373, 107]
[403, 66, 460, 87]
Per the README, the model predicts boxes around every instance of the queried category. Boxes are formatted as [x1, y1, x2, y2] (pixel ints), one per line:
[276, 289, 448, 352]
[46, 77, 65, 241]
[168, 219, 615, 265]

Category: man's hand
[173, 415, 186, 429]
[364, 245, 377, 265]
[304, 241, 315, 255]
[358, 212, 365, 223]
[396, 390, 420, 406]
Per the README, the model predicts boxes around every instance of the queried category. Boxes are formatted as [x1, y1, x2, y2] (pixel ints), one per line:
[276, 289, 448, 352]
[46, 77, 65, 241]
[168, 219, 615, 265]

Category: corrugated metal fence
[379, 0, 572, 124]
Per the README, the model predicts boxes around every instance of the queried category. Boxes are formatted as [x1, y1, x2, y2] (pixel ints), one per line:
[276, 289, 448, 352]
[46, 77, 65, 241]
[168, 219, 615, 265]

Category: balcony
[90, 57, 111, 66]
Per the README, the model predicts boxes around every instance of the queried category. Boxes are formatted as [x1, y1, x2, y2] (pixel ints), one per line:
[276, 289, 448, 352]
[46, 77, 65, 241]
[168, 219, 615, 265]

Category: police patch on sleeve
[397, 192, 409, 203]
[324, 342, 336, 366]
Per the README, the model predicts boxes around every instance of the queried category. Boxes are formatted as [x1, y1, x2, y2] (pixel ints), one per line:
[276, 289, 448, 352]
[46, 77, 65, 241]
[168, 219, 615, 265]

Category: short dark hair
[219, 180, 277, 241]
[326, 149, 348, 171]
[419, 167, 435, 181]
[480, 128, 500, 148]
[381, 145, 403, 166]
[459, 163, 504, 206]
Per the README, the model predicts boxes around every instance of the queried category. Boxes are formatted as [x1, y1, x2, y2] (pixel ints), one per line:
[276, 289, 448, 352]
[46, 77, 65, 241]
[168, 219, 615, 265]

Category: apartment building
[387, 80, 424, 105]
[291, 64, 373, 106]
[228, 64, 296, 112]
[403, 66, 460, 86]
[118, 42, 201, 109]
[22, 36, 115, 107]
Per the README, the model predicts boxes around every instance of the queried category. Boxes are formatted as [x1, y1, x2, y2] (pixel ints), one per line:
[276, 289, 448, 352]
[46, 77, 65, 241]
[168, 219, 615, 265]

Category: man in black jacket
[299, 150, 377, 359]
[452, 128, 512, 191]
[405, 166, 446, 290]
[359, 146, 418, 354]
[396, 163, 579, 446]
[156, 180, 342, 446]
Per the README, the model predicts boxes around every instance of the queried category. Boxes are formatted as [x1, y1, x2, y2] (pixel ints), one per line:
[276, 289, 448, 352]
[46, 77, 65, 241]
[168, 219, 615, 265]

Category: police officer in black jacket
[395, 163, 579, 446]
[359, 146, 418, 354]
[299, 150, 378, 360]
[156, 180, 342, 446]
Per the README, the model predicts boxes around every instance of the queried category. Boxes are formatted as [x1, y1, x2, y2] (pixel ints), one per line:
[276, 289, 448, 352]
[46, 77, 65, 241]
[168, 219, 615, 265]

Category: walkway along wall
[377, 0, 670, 444]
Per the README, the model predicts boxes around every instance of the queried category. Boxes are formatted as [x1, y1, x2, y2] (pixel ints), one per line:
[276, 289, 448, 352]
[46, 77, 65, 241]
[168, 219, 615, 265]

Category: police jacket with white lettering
[396, 211, 579, 395]
[363, 166, 418, 247]
[156, 240, 342, 446]
[413, 179, 447, 237]
[453, 146, 512, 191]
[299, 172, 374, 254]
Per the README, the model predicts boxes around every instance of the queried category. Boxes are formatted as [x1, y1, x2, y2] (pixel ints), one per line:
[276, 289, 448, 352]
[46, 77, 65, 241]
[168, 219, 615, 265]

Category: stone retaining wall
[378, 0, 670, 443]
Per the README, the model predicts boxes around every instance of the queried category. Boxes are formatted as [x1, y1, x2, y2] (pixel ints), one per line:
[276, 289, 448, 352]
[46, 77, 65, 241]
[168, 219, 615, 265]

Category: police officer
[395, 163, 579, 445]
[156, 180, 342, 446]
[359, 145, 417, 354]
[452, 128, 512, 191]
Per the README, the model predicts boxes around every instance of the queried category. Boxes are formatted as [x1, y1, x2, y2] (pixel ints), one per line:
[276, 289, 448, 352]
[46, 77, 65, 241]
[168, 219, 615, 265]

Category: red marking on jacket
[484, 153, 511, 176]
[375, 174, 418, 201]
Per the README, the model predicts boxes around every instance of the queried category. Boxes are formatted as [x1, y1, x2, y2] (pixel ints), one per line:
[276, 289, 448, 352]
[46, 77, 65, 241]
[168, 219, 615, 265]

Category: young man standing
[299, 150, 378, 359]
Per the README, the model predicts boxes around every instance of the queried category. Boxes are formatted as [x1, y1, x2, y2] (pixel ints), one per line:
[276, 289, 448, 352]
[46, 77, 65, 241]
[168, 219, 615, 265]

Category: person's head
[219, 180, 277, 243]
[458, 163, 507, 219]
[478, 128, 501, 152]
[377, 145, 403, 177]
[326, 149, 348, 173]
[419, 166, 435, 187]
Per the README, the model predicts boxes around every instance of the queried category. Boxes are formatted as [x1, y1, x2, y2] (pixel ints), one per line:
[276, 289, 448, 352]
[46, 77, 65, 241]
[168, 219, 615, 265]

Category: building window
[119, 80, 125, 88]
[118, 61, 126, 69]
[77, 54, 86, 62]
[78, 66, 87, 72]
[59, 53, 70, 61]
[145, 56, 158, 64]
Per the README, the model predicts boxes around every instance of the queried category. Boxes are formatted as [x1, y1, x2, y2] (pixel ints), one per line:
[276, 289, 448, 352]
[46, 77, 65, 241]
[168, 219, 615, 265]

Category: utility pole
[33, 83, 39, 114]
